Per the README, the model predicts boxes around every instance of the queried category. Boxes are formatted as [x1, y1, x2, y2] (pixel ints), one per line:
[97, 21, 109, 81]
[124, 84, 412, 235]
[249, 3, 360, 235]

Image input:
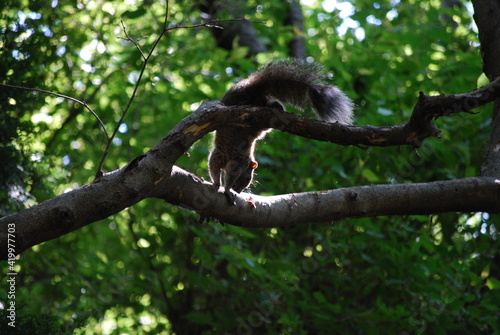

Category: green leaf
[122, 8, 147, 19]
[486, 278, 500, 290]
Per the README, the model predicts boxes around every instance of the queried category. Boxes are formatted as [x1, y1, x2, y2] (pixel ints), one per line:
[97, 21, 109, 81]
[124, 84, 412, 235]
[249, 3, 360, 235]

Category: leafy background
[1, 0, 499, 333]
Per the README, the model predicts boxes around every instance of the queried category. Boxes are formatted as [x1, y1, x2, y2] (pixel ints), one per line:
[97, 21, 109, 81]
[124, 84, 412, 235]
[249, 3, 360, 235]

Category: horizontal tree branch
[159, 169, 500, 226]
[1, 160, 499, 261]
[1, 78, 499, 260]
[161, 75, 500, 153]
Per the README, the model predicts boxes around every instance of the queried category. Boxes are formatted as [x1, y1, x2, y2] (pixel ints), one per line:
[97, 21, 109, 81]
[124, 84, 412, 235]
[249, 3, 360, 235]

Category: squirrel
[208, 59, 354, 203]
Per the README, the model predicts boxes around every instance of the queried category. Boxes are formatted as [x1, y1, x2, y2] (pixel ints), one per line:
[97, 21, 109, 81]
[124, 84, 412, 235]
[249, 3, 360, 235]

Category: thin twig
[96, 3, 173, 178]
[166, 18, 264, 32]
[45, 70, 115, 148]
[0, 83, 109, 142]
[119, 20, 147, 60]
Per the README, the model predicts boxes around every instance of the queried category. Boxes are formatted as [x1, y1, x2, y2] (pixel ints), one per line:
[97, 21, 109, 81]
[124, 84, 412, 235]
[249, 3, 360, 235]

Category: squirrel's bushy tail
[223, 59, 354, 124]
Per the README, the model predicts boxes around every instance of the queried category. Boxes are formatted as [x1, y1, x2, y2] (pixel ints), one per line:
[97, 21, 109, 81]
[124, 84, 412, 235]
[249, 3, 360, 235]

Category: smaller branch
[183, 78, 500, 151]
[119, 20, 148, 60]
[166, 18, 264, 32]
[46, 70, 115, 148]
[0, 83, 109, 142]
[402, 76, 500, 146]
[163, 0, 169, 31]
[99, 12, 172, 178]
[412, 76, 500, 120]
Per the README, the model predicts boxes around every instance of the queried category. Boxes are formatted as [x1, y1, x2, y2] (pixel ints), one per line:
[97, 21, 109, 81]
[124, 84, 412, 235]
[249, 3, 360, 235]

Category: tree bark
[2, 76, 500, 260]
[473, 0, 500, 178]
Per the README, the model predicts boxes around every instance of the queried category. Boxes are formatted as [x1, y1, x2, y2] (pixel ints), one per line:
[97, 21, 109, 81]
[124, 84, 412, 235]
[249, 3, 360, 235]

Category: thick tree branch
[159, 172, 500, 226]
[1, 79, 500, 260]
[198, 76, 500, 149]
[472, 0, 500, 81]
[2, 160, 499, 260]
[473, 0, 500, 178]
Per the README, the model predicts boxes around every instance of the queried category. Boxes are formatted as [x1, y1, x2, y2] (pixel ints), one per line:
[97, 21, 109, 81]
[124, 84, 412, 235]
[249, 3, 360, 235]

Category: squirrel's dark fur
[208, 59, 354, 203]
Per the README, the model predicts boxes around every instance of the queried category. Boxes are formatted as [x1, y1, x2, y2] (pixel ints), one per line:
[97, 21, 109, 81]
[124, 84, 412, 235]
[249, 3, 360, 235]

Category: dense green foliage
[1, 0, 499, 334]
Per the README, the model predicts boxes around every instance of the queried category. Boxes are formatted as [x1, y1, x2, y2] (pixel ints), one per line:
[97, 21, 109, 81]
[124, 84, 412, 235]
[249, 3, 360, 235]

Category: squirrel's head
[231, 160, 258, 193]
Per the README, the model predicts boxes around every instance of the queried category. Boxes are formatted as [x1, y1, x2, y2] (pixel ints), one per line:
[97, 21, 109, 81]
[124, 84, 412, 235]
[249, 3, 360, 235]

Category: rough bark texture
[2, 2, 500, 260]
[473, 0, 500, 178]
[472, 0, 500, 81]
[1, 75, 500, 260]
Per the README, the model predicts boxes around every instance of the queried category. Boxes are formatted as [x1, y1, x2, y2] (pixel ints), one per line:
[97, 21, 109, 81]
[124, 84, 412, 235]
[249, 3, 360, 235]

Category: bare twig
[165, 18, 263, 31]
[45, 70, 115, 148]
[119, 20, 147, 60]
[0, 83, 109, 142]
[98, 6, 172, 178]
